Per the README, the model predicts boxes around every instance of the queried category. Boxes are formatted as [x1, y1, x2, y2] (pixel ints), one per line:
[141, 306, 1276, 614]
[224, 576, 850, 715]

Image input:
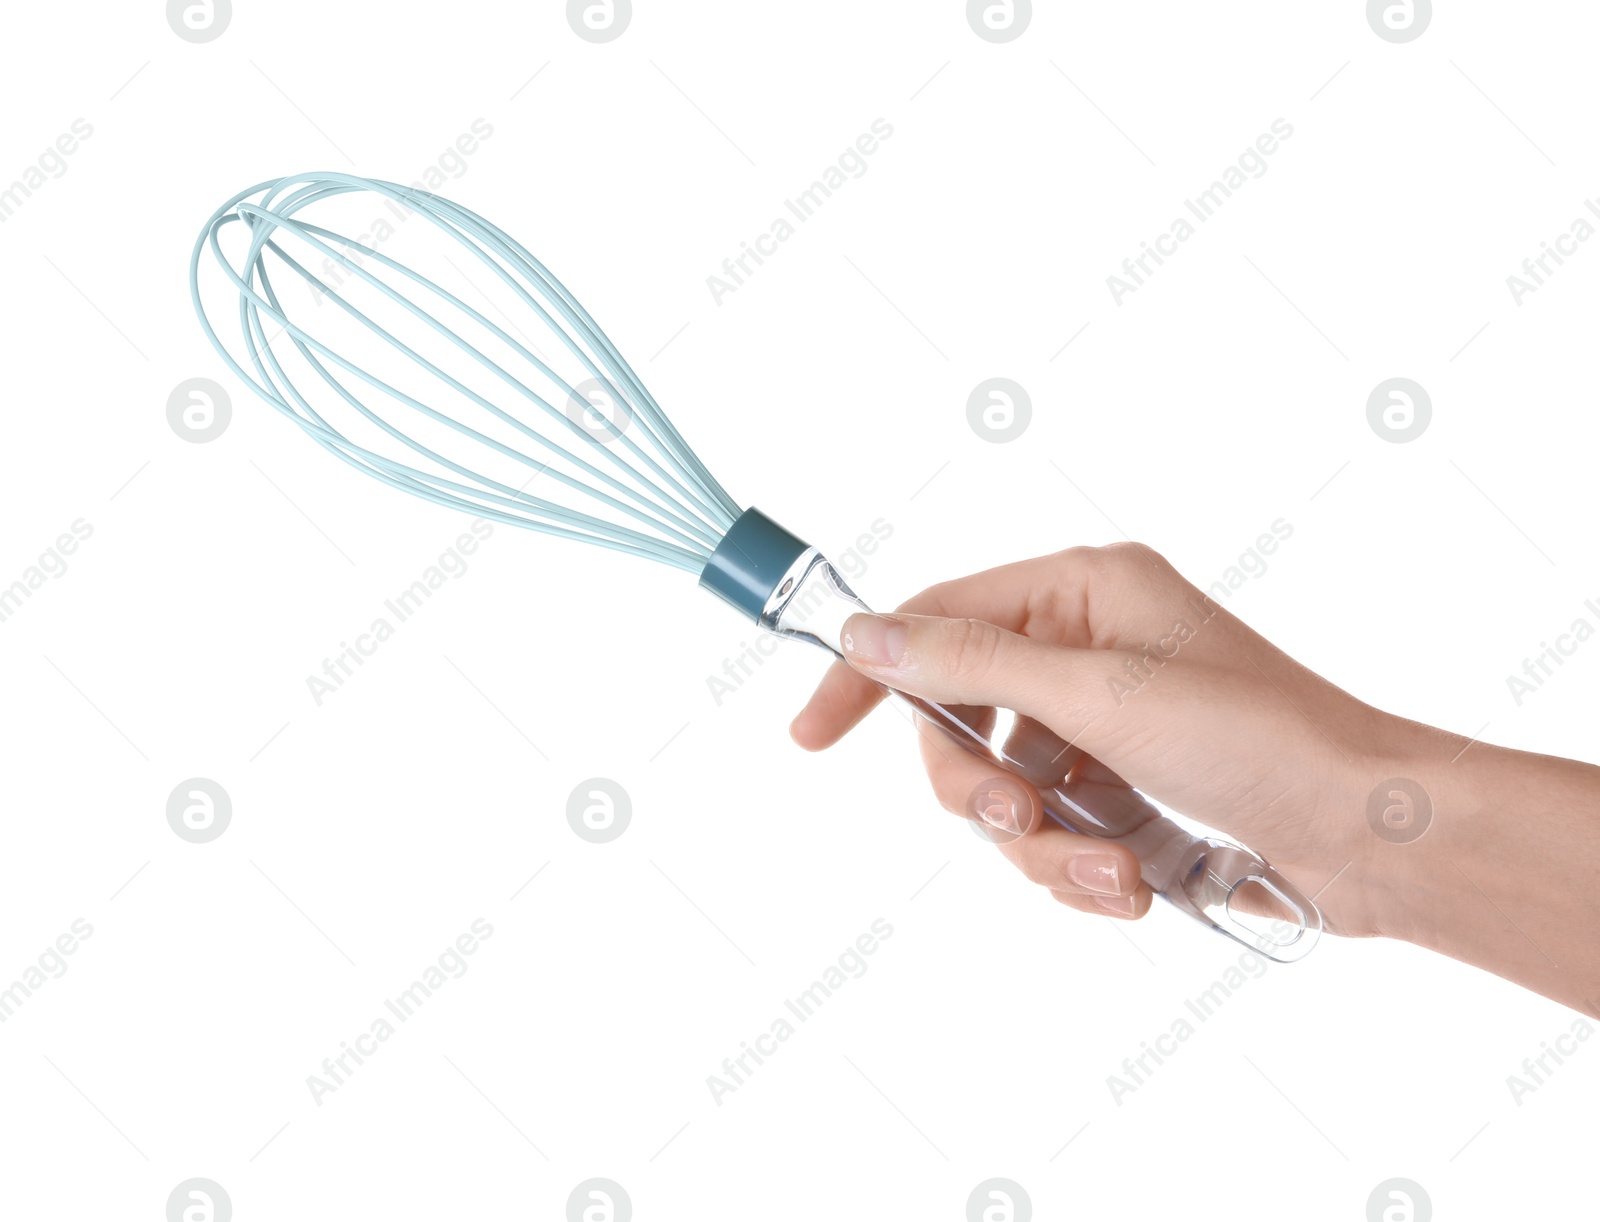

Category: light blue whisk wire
[189, 173, 742, 573]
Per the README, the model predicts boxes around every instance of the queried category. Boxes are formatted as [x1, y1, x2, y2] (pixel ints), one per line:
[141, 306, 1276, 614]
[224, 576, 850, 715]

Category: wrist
[1320, 714, 1506, 944]
[1355, 724, 1600, 1009]
[1357, 727, 1497, 945]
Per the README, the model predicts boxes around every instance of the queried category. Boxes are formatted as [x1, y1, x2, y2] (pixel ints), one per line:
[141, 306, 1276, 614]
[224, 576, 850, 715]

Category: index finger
[790, 549, 1112, 751]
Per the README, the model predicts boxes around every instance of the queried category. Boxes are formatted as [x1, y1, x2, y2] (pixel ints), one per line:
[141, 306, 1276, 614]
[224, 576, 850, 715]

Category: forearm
[1363, 731, 1600, 1012]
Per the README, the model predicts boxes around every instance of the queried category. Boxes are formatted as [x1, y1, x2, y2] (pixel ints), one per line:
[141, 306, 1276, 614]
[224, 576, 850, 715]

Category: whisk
[190, 172, 1320, 962]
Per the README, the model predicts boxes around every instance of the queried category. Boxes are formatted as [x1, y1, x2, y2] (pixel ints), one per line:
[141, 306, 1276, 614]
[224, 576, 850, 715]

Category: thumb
[838, 611, 1124, 739]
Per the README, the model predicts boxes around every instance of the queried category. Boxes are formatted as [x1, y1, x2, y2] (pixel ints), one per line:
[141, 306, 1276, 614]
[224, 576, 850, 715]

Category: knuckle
[936, 616, 1000, 681]
[1099, 540, 1173, 576]
[1039, 845, 1078, 889]
[1054, 544, 1103, 571]
[1003, 840, 1062, 888]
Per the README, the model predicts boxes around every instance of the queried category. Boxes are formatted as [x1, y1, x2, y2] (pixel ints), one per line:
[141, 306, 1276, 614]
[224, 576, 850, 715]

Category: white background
[1, 1, 1597, 1219]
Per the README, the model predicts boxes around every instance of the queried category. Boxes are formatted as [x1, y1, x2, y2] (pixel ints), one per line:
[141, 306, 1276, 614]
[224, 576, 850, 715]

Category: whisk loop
[190, 173, 741, 572]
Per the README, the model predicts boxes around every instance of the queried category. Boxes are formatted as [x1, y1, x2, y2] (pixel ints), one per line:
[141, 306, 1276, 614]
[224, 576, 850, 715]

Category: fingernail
[841, 614, 907, 667]
[1095, 894, 1136, 917]
[1067, 854, 1123, 896]
[976, 788, 1021, 835]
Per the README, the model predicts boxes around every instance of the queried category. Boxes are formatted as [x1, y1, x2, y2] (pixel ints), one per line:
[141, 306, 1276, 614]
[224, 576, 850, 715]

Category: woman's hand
[793, 545, 1447, 940]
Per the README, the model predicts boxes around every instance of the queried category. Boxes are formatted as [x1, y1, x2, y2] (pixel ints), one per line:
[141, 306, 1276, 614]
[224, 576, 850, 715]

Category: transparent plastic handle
[768, 553, 1321, 963]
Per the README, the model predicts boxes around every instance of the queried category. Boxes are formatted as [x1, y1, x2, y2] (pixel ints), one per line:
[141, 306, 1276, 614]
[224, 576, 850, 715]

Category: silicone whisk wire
[190, 173, 742, 573]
